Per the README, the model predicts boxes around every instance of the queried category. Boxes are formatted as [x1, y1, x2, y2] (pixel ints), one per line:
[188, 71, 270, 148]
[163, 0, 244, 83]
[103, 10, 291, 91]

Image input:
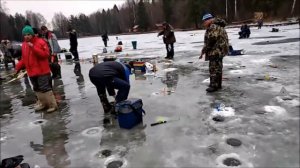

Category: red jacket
[16, 37, 50, 77]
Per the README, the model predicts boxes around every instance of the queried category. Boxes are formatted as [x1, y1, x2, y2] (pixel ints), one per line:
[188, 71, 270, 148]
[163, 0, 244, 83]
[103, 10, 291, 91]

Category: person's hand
[27, 42, 33, 47]
[199, 53, 204, 59]
[10, 72, 18, 78]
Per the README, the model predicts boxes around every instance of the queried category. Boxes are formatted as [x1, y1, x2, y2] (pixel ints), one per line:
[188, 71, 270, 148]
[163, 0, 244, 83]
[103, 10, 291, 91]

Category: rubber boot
[34, 92, 45, 111]
[217, 74, 222, 89]
[45, 91, 58, 113]
[99, 94, 112, 113]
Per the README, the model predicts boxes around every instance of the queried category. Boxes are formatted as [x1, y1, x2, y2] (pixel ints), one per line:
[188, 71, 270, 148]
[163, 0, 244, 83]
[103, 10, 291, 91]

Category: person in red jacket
[15, 25, 58, 113]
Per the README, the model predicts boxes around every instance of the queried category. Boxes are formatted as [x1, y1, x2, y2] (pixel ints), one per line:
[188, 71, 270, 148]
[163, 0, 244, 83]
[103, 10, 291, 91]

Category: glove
[9, 73, 18, 78]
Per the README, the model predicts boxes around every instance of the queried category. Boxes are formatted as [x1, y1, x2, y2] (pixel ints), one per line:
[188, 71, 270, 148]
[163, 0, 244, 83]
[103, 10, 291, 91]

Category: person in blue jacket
[89, 58, 132, 113]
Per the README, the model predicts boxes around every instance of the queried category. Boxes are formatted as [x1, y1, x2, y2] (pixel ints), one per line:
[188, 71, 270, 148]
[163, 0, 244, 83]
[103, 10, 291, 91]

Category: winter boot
[99, 94, 112, 113]
[206, 87, 218, 92]
[217, 74, 222, 89]
[34, 92, 45, 111]
[45, 91, 58, 113]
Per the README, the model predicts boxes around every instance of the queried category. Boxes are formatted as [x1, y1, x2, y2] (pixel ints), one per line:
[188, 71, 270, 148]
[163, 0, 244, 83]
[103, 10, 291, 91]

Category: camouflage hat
[202, 13, 214, 21]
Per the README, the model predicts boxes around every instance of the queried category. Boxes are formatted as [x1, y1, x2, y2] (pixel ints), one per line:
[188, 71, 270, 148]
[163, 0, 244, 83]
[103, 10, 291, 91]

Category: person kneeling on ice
[15, 25, 58, 113]
[89, 57, 132, 113]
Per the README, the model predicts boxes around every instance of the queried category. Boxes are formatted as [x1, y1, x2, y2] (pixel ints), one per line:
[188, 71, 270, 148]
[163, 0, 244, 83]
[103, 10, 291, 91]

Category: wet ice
[0, 24, 299, 167]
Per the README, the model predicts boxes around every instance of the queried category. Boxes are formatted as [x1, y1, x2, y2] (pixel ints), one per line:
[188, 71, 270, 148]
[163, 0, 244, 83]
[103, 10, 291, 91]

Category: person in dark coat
[101, 32, 109, 47]
[89, 59, 132, 113]
[158, 22, 176, 59]
[67, 28, 79, 61]
[238, 24, 251, 39]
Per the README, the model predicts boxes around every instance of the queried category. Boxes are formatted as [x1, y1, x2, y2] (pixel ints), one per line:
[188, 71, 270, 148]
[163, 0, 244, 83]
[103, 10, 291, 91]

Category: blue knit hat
[202, 13, 214, 21]
[22, 25, 34, 35]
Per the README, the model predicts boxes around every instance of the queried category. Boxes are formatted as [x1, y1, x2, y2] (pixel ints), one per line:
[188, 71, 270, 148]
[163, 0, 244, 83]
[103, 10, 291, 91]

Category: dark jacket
[158, 24, 176, 44]
[101, 33, 109, 41]
[69, 30, 78, 48]
[89, 61, 130, 83]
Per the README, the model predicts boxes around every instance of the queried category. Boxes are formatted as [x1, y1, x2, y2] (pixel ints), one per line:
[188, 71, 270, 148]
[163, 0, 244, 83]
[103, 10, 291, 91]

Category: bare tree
[52, 12, 69, 37]
[291, 0, 297, 15]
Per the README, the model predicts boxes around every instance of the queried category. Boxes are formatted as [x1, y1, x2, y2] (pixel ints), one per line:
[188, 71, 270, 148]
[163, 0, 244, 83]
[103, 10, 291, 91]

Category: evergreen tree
[137, 0, 150, 31]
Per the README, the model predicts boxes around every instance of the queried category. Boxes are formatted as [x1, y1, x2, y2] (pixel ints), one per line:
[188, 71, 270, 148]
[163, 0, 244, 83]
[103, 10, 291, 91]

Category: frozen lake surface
[1, 24, 299, 167]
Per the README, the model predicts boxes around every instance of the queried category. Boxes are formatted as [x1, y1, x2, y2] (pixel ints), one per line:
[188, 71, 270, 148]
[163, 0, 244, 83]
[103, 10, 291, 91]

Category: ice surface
[0, 24, 299, 167]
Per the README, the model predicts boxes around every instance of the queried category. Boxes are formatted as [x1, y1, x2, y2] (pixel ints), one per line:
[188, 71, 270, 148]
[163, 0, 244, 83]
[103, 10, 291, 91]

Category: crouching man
[15, 25, 58, 112]
[89, 58, 131, 113]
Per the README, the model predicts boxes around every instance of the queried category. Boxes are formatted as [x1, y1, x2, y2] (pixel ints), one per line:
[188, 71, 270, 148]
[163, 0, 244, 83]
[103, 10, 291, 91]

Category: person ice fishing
[67, 27, 79, 61]
[0, 40, 15, 70]
[101, 32, 109, 47]
[40, 25, 62, 79]
[157, 22, 176, 59]
[89, 58, 132, 113]
[199, 13, 229, 92]
[238, 24, 251, 39]
[15, 25, 58, 112]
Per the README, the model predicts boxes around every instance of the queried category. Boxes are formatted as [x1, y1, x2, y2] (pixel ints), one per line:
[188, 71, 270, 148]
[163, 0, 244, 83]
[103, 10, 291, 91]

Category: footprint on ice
[81, 127, 103, 137]
[264, 106, 287, 115]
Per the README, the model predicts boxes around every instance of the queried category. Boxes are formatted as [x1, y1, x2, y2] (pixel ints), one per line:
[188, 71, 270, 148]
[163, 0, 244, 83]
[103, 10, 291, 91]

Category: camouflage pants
[209, 59, 223, 88]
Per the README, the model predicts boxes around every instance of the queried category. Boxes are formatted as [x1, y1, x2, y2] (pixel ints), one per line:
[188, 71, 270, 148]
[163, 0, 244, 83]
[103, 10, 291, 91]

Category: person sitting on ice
[228, 45, 245, 56]
[238, 24, 250, 39]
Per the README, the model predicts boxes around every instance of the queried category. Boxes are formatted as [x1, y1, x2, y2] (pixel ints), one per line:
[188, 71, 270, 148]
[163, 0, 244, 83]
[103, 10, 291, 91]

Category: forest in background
[1, 0, 299, 41]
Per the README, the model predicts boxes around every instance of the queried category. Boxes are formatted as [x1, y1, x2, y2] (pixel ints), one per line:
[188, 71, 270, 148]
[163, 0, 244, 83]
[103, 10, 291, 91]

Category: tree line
[1, 0, 299, 41]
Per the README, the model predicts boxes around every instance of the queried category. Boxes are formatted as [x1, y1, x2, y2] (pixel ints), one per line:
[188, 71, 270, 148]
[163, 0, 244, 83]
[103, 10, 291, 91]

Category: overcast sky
[5, 0, 125, 23]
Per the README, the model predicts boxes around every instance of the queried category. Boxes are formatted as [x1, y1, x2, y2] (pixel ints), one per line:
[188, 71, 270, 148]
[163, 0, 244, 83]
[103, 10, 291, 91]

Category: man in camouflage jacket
[200, 13, 229, 92]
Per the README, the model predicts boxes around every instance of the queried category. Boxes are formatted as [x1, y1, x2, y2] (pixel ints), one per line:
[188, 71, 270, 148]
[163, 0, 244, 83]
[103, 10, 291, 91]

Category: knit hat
[202, 13, 214, 21]
[22, 25, 34, 35]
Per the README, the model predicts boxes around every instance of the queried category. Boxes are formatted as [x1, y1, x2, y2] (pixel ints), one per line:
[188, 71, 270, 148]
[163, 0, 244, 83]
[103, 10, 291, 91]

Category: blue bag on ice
[115, 98, 145, 129]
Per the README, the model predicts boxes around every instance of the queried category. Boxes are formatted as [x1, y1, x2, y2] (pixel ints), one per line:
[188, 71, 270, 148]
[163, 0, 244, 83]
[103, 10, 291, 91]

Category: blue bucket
[115, 98, 145, 129]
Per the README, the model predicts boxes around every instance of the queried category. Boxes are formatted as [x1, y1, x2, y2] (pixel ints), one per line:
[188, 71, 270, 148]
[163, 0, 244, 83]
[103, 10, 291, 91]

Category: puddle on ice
[104, 156, 127, 168]
[226, 138, 242, 147]
[264, 106, 287, 115]
[81, 127, 103, 137]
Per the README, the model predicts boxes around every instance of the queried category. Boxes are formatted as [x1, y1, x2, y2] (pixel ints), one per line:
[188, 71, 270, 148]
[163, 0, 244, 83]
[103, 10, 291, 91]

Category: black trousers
[29, 74, 52, 92]
[165, 43, 174, 58]
[70, 46, 79, 60]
